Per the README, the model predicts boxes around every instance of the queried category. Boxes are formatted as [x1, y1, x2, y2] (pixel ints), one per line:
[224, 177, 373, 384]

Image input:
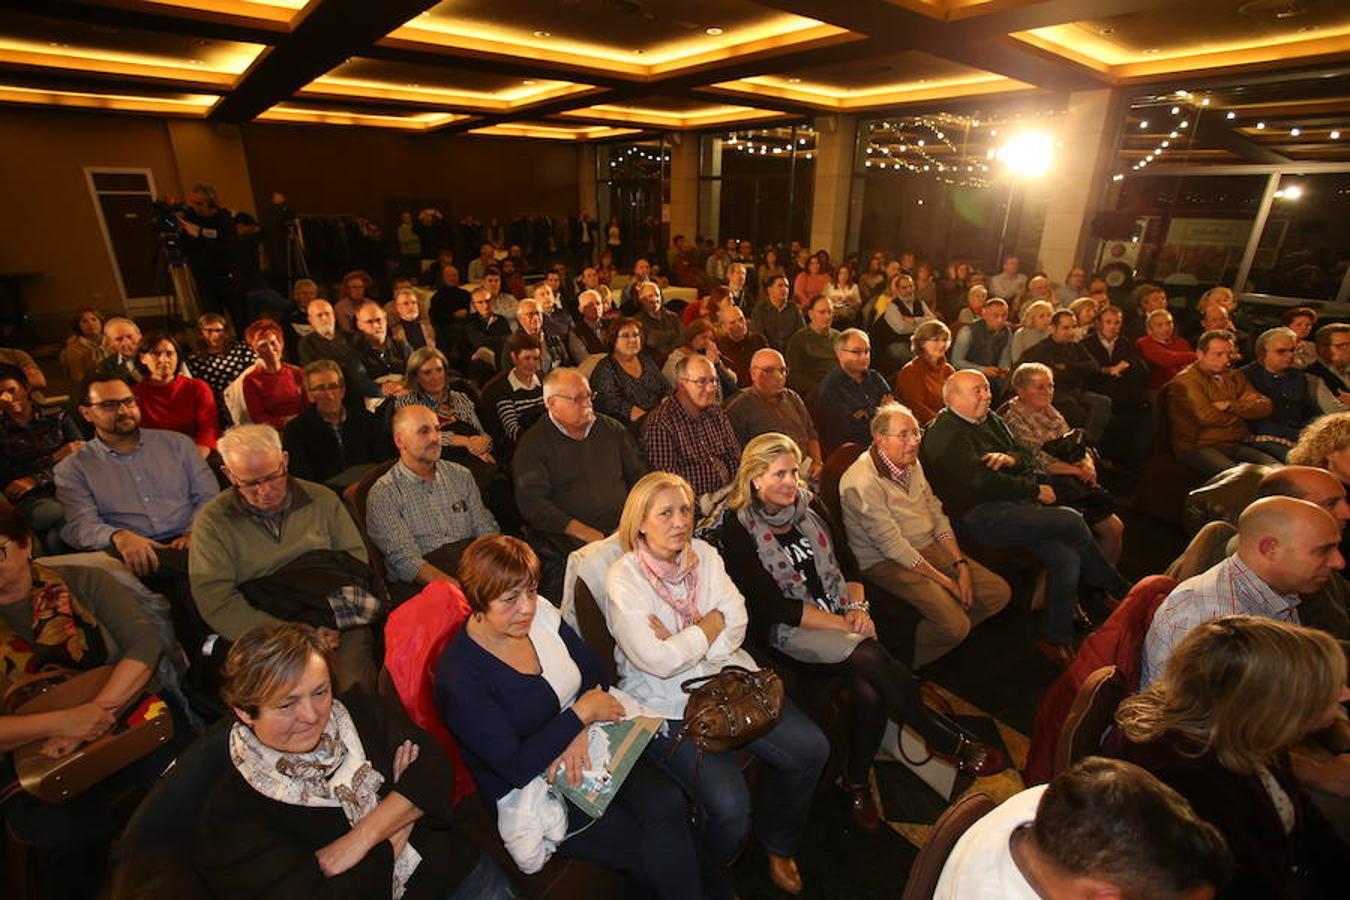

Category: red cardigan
[132, 374, 219, 449]
[1137, 335, 1196, 389]
[243, 364, 307, 429]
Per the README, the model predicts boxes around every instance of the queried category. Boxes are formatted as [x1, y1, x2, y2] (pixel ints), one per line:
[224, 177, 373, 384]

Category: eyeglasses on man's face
[233, 463, 288, 491]
[89, 396, 138, 412]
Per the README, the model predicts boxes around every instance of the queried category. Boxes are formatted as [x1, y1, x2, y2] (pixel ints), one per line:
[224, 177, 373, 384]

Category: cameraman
[176, 184, 241, 326]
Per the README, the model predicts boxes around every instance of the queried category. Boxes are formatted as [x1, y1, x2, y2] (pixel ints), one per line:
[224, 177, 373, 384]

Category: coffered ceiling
[0, 0, 1345, 141]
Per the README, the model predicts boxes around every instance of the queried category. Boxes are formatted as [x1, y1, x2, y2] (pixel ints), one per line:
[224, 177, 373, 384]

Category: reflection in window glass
[596, 141, 668, 269]
[698, 127, 814, 253]
[1247, 174, 1350, 301]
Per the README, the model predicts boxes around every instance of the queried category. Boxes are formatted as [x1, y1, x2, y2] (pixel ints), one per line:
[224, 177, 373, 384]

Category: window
[698, 126, 814, 252]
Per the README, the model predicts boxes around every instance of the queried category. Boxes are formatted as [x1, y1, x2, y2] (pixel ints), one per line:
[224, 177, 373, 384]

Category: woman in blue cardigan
[436, 535, 701, 898]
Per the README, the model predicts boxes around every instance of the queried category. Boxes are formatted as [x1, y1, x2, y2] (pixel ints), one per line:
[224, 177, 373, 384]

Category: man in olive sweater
[919, 371, 1130, 667]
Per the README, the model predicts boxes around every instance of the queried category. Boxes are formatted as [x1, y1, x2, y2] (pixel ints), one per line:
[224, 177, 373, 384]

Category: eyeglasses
[752, 366, 787, 376]
[617, 331, 641, 340]
[89, 397, 137, 412]
[839, 347, 871, 356]
[307, 381, 343, 394]
[554, 391, 594, 404]
[880, 430, 921, 440]
[681, 377, 719, 388]
[0, 539, 11, 561]
[233, 463, 288, 491]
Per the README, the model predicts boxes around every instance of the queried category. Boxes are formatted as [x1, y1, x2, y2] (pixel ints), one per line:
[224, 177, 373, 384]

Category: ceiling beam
[1192, 112, 1291, 165]
[949, 0, 1178, 34]
[31, 0, 284, 44]
[210, 0, 441, 122]
[0, 62, 223, 96]
[366, 41, 638, 90]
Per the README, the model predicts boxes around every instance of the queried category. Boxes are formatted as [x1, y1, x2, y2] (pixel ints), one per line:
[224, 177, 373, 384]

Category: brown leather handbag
[676, 665, 785, 753]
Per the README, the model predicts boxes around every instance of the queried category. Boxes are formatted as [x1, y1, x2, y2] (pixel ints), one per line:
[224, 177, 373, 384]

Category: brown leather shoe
[1035, 640, 1075, 670]
[767, 854, 803, 895]
[839, 781, 881, 832]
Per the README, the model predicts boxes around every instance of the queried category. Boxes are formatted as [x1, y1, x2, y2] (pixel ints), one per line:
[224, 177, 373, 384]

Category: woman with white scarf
[605, 472, 830, 899]
[194, 623, 515, 900]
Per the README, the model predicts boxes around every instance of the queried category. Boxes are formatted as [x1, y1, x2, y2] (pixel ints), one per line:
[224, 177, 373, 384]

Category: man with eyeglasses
[1240, 326, 1321, 463]
[814, 329, 895, 457]
[297, 299, 392, 402]
[351, 300, 411, 383]
[514, 368, 647, 589]
[640, 354, 741, 503]
[726, 348, 822, 480]
[839, 403, 1010, 667]
[1306, 322, 1350, 412]
[282, 360, 393, 488]
[54, 373, 218, 577]
[717, 304, 769, 387]
[499, 296, 569, 374]
[189, 424, 380, 690]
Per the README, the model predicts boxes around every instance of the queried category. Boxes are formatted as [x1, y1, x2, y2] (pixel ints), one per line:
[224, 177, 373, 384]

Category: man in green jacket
[919, 371, 1130, 668]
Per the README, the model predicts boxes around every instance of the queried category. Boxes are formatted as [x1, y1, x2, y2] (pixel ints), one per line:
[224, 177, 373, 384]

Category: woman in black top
[716, 433, 1008, 830]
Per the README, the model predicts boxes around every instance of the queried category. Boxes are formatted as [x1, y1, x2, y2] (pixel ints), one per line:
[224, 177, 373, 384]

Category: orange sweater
[894, 355, 955, 425]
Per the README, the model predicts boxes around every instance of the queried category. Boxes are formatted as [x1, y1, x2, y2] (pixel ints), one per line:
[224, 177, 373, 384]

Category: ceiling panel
[558, 96, 787, 128]
[302, 56, 595, 110]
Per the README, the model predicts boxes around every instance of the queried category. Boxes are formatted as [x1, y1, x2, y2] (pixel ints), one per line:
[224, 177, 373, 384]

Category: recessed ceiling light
[532, 30, 550, 38]
[1332, 131, 1341, 140]
[787, 77, 801, 83]
[1142, 48, 1160, 55]
[1099, 27, 1115, 35]
[1139, 120, 1149, 129]
[1201, 98, 1211, 106]
[1226, 111, 1236, 119]
[705, 27, 723, 36]
[1256, 121, 1265, 129]
[522, 80, 535, 85]
[1289, 127, 1301, 136]
[1171, 106, 1180, 114]
[406, 82, 419, 88]
[632, 49, 645, 55]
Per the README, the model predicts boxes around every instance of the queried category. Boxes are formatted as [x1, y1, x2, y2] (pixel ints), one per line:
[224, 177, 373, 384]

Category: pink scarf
[634, 539, 701, 629]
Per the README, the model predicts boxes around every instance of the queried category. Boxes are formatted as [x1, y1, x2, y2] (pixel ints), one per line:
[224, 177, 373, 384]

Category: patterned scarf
[230, 699, 420, 898]
[633, 538, 701, 628]
[736, 489, 848, 613]
[0, 564, 109, 693]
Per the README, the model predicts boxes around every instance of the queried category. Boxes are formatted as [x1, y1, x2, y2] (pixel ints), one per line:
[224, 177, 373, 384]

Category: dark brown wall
[241, 123, 583, 224]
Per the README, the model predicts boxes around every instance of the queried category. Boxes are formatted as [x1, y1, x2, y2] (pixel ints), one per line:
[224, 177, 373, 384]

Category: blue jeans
[648, 699, 829, 899]
[449, 852, 519, 900]
[957, 501, 1131, 645]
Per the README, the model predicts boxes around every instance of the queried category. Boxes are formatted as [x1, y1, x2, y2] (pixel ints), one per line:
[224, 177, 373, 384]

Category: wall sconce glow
[994, 131, 1054, 178]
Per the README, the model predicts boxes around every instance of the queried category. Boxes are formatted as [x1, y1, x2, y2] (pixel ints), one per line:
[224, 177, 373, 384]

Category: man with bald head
[297, 299, 390, 401]
[922, 370, 1131, 667]
[1142, 495, 1344, 687]
[717, 303, 768, 386]
[726, 348, 822, 480]
[97, 317, 143, 382]
[364, 404, 498, 600]
[352, 300, 411, 382]
[640, 353, 741, 501]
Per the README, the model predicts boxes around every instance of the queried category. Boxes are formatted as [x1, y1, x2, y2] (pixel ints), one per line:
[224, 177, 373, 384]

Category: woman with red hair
[241, 320, 306, 428]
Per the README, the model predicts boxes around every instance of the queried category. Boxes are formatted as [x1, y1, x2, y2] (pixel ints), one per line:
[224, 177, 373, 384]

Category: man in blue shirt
[814, 328, 894, 456]
[55, 373, 218, 578]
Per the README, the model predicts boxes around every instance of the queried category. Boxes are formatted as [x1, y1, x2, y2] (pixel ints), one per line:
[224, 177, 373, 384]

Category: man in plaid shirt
[640, 354, 741, 503]
[1142, 495, 1342, 687]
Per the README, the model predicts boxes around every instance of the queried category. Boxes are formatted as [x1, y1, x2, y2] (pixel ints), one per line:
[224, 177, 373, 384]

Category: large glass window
[1247, 173, 1350, 302]
[698, 126, 814, 253]
[596, 140, 669, 267]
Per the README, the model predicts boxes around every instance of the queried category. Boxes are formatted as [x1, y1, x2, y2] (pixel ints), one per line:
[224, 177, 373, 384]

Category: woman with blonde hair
[1288, 411, 1350, 482]
[604, 471, 828, 898]
[1108, 616, 1347, 899]
[715, 434, 1007, 830]
[1010, 299, 1054, 363]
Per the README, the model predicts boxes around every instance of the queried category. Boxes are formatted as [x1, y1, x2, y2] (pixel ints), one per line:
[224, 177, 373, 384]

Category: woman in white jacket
[605, 472, 829, 899]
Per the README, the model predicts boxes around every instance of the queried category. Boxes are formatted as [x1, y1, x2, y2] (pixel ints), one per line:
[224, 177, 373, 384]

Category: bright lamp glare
[1282, 184, 1303, 200]
[995, 131, 1054, 178]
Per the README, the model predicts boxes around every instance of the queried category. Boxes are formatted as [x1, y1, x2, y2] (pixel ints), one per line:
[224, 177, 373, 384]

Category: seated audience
[56, 373, 218, 576]
[894, 320, 955, 426]
[1000, 363, 1125, 565]
[1053, 266, 1088, 307]
[96, 316, 143, 382]
[679, 285, 729, 327]
[935, 757, 1232, 900]
[640, 354, 741, 503]
[792, 254, 830, 308]
[589, 317, 670, 425]
[1018, 310, 1112, 442]
[59, 306, 108, 383]
[514, 368, 647, 554]
[282, 360, 393, 488]
[190, 425, 379, 690]
[785, 296, 840, 397]
[921, 371, 1131, 668]
[388, 285, 436, 352]
[950, 297, 1013, 396]
[989, 254, 1027, 308]
[436, 535, 701, 895]
[395, 347, 496, 492]
[1111, 617, 1346, 898]
[719, 432, 1008, 830]
[132, 332, 219, 456]
[537, 274, 573, 338]
[0, 505, 180, 900]
[1068, 296, 1098, 336]
[503, 295, 569, 374]
[1288, 412, 1350, 487]
[429, 263, 471, 345]
[1141, 495, 1341, 687]
[331, 269, 374, 334]
[840, 406, 1011, 668]
[726, 262, 754, 311]
[1195, 302, 1253, 364]
[1305, 323, 1350, 411]
[662, 319, 737, 396]
[462, 287, 512, 380]
[814, 329, 895, 456]
[0, 364, 83, 537]
[605, 472, 829, 898]
[1168, 330, 1279, 476]
[298, 299, 391, 402]
[954, 284, 986, 334]
[1241, 326, 1320, 462]
[195, 623, 508, 899]
[566, 288, 608, 363]
[632, 281, 682, 366]
[1081, 305, 1151, 414]
[1139, 309, 1197, 390]
[186, 313, 255, 426]
[1124, 282, 1168, 342]
[825, 263, 862, 324]
[1009, 300, 1053, 364]
[479, 332, 545, 456]
[726, 348, 823, 479]
[352, 300, 412, 384]
[366, 406, 498, 597]
[716, 303, 769, 387]
[872, 273, 936, 370]
[751, 275, 805, 352]
[240, 319, 305, 429]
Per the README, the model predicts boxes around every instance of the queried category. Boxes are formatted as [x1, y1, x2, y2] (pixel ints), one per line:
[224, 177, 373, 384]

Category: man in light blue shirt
[54, 373, 218, 577]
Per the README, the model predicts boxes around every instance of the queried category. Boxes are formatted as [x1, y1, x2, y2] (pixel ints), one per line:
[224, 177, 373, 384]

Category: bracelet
[840, 601, 870, 614]
[953, 558, 970, 567]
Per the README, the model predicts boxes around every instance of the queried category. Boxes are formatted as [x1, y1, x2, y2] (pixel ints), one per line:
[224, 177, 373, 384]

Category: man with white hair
[189, 424, 379, 689]
[840, 403, 1010, 666]
[640, 354, 741, 501]
[96, 317, 143, 382]
[567, 288, 609, 362]
[365, 405, 498, 601]
[501, 296, 569, 373]
[297, 299, 391, 401]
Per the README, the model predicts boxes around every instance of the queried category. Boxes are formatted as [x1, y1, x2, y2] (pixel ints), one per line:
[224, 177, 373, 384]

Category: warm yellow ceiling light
[559, 102, 782, 129]
[132, 0, 306, 21]
[715, 72, 1029, 109]
[0, 37, 265, 86]
[468, 122, 642, 141]
[257, 104, 467, 130]
[0, 83, 218, 115]
[301, 75, 594, 110]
